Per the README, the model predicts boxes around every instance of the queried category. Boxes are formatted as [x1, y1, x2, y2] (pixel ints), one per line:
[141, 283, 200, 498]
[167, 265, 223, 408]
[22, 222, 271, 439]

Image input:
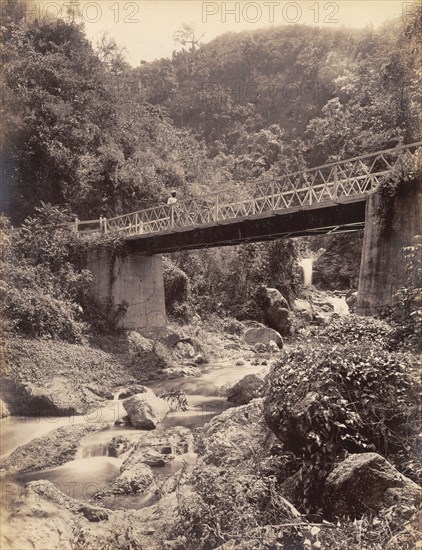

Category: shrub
[159, 389, 188, 411]
[390, 236, 422, 351]
[13, 203, 80, 269]
[3, 284, 84, 342]
[317, 314, 394, 348]
[1, 205, 128, 338]
[175, 464, 298, 549]
[264, 342, 421, 510]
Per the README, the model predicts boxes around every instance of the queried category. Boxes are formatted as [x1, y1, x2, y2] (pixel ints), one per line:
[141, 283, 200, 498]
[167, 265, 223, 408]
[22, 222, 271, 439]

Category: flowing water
[328, 296, 349, 314]
[299, 258, 313, 286]
[297, 256, 349, 314]
[2, 285, 351, 509]
[17, 457, 122, 500]
[1, 358, 271, 508]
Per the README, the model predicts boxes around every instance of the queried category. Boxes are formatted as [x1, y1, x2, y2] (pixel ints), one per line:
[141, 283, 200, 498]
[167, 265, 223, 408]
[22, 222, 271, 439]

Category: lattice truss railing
[90, 142, 422, 237]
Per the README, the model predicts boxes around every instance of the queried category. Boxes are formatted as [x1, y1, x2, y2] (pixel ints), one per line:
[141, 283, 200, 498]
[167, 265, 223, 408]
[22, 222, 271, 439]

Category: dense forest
[1, 2, 420, 333]
[2, 3, 421, 221]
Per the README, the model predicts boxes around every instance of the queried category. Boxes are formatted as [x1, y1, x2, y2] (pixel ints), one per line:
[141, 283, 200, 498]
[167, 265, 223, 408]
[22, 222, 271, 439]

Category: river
[1, 357, 271, 507]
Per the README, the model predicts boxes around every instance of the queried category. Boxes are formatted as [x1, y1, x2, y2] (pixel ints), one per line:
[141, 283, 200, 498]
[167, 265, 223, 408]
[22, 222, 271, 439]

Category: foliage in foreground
[390, 235, 422, 351]
[172, 324, 422, 548]
[170, 314, 421, 549]
[264, 338, 421, 513]
[317, 314, 395, 348]
[175, 464, 305, 550]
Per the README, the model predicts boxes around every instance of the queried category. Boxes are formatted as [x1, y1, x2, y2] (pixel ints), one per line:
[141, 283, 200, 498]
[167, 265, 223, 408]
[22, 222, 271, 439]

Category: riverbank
[1, 309, 421, 550]
[0, 283, 353, 416]
[0, 319, 257, 417]
[0, 323, 278, 550]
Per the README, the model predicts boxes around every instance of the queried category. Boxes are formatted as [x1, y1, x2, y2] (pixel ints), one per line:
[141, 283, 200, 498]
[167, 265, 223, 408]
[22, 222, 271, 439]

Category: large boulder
[243, 327, 283, 349]
[174, 340, 196, 359]
[324, 453, 422, 519]
[256, 287, 291, 335]
[123, 392, 171, 429]
[105, 463, 154, 495]
[107, 435, 133, 458]
[95, 427, 194, 500]
[264, 390, 320, 454]
[121, 427, 192, 468]
[2, 424, 109, 474]
[0, 378, 103, 416]
[267, 340, 280, 353]
[1, 480, 160, 550]
[127, 331, 154, 353]
[226, 374, 265, 405]
[196, 399, 272, 466]
[113, 384, 153, 400]
[345, 290, 358, 312]
[293, 298, 314, 322]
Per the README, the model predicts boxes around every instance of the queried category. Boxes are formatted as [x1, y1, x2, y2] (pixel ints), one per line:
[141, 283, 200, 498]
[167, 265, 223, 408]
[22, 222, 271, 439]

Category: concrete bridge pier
[357, 182, 422, 315]
[86, 248, 167, 338]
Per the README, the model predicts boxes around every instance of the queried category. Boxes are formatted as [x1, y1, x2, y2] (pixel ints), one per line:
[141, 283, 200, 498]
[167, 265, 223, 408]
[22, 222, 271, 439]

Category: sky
[33, 1, 410, 65]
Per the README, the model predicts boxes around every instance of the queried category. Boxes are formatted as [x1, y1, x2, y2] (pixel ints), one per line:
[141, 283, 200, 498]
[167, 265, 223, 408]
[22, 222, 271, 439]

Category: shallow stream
[1, 358, 271, 507]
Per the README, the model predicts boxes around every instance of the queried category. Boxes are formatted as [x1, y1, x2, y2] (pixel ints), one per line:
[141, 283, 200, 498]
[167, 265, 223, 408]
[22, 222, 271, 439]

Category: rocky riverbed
[1, 305, 421, 550]
[0, 362, 273, 549]
[0, 318, 280, 550]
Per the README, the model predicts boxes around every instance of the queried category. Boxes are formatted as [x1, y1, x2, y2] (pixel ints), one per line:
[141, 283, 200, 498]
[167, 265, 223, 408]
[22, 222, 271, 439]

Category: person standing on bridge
[167, 190, 178, 206]
[167, 190, 178, 227]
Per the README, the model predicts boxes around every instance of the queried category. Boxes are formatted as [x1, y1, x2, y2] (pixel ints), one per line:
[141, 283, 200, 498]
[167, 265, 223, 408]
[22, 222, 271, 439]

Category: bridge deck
[75, 142, 421, 253]
[126, 198, 367, 254]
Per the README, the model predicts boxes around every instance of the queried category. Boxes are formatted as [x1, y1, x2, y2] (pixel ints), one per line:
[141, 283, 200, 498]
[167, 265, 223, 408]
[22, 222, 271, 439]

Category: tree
[304, 16, 420, 165]
[2, 19, 115, 220]
[173, 24, 204, 52]
[2, 16, 219, 220]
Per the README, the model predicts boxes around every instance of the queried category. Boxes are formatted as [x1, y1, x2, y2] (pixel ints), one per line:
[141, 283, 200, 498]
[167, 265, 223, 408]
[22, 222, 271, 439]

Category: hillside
[137, 19, 420, 172]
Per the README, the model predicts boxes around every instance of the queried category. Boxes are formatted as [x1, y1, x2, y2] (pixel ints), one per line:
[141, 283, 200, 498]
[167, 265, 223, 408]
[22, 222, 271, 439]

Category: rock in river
[243, 326, 283, 349]
[196, 399, 272, 466]
[2, 423, 109, 474]
[256, 287, 291, 335]
[123, 391, 170, 429]
[226, 374, 266, 405]
[105, 462, 154, 495]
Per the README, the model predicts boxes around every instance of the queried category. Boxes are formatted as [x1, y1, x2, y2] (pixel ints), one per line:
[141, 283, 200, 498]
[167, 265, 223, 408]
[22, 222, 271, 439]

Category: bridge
[83, 142, 422, 337]
[78, 142, 420, 254]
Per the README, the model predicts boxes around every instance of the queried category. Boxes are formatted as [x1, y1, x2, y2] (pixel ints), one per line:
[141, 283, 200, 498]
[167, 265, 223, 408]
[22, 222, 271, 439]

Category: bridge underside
[126, 198, 367, 255]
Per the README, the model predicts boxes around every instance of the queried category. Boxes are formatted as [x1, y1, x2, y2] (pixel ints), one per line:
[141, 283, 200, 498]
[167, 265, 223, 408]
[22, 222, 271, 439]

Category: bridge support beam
[86, 248, 167, 338]
[357, 183, 422, 315]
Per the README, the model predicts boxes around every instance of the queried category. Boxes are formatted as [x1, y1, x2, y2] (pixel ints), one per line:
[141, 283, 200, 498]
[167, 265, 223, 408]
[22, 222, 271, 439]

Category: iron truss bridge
[74, 142, 421, 252]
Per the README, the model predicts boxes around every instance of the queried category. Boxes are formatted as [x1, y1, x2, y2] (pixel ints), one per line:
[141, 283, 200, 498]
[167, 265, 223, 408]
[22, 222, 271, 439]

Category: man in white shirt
[167, 190, 178, 226]
[167, 190, 177, 206]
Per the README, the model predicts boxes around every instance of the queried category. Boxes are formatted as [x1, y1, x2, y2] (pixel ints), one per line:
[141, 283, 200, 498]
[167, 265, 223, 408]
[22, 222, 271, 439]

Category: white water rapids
[1, 359, 271, 508]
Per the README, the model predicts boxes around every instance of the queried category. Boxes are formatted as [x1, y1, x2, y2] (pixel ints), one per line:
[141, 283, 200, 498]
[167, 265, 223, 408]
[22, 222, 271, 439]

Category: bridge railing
[76, 141, 421, 237]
